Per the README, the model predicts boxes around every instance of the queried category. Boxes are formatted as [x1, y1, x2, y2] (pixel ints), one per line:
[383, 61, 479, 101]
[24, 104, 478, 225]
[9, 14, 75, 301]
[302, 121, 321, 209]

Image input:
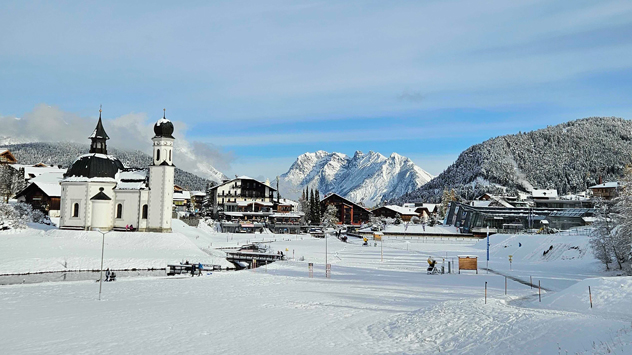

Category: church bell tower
[147, 109, 175, 232]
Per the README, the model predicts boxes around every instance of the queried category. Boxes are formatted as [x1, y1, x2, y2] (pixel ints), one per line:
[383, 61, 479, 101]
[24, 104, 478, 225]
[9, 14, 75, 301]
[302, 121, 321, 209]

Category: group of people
[125, 224, 136, 232]
[183, 260, 204, 276]
[105, 268, 116, 282]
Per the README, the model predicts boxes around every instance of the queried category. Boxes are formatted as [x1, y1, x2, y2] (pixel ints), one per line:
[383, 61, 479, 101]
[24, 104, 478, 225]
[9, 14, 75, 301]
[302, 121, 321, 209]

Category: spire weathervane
[99, 104, 102, 118]
[163, 108, 166, 118]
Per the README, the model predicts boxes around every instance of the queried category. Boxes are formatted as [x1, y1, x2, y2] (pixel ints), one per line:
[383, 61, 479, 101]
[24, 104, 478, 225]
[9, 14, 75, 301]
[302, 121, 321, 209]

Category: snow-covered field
[2, 222, 631, 354]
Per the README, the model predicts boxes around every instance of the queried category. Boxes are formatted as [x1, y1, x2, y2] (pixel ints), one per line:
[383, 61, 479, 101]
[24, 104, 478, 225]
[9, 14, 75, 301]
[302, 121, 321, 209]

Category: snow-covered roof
[62, 177, 117, 183]
[190, 191, 206, 197]
[470, 201, 492, 207]
[487, 195, 514, 208]
[378, 205, 419, 215]
[420, 203, 439, 212]
[224, 212, 244, 217]
[118, 170, 147, 181]
[277, 198, 298, 206]
[33, 182, 62, 197]
[10, 164, 67, 180]
[173, 191, 191, 200]
[30, 171, 65, 184]
[531, 189, 558, 198]
[211, 176, 277, 191]
[234, 200, 273, 207]
[271, 213, 302, 218]
[589, 182, 619, 189]
[115, 181, 147, 190]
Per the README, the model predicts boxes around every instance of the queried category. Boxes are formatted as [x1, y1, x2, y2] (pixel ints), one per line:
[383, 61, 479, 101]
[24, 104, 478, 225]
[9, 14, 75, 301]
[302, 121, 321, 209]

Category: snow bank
[537, 276, 632, 318]
[0, 223, 225, 274]
[473, 231, 595, 263]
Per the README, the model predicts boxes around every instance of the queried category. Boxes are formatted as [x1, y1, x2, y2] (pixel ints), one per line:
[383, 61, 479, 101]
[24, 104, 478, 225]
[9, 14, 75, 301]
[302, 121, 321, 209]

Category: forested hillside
[1, 142, 210, 191]
[394, 117, 632, 203]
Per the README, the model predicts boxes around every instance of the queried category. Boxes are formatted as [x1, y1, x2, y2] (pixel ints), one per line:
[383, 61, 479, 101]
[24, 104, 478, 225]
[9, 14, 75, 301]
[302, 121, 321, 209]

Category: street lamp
[95, 228, 111, 301]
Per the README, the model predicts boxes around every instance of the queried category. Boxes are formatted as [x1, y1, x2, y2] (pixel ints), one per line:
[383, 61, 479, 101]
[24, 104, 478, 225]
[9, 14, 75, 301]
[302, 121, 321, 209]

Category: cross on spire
[163, 108, 166, 118]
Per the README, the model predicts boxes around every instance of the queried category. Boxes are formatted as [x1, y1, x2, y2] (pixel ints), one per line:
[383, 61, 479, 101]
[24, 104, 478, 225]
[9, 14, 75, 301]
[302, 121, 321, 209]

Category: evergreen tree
[611, 167, 632, 271]
[299, 187, 310, 224]
[589, 199, 615, 270]
[315, 189, 321, 224]
[322, 204, 339, 228]
[202, 181, 217, 216]
[310, 189, 316, 225]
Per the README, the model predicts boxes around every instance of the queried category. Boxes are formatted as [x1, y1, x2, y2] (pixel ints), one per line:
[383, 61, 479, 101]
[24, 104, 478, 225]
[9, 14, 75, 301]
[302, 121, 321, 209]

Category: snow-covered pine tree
[314, 189, 321, 225]
[202, 181, 216, 216]
[439, 189, 454, 218]
[0, 165, 25, 202]
[298, 188, 309, 224]
[612, 166, 632, 272]
[589, 199, 615, 270]
[322, 204, 339, 228]
[309, 189, 316, 225]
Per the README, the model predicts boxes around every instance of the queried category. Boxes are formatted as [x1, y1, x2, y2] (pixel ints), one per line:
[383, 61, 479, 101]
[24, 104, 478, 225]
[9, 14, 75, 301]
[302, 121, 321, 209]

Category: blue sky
[1, 0, 632, 178]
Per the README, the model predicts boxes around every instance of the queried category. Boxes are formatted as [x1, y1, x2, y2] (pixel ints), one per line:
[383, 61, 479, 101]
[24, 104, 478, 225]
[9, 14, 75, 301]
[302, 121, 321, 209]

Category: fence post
[308, 263, 313, 278]
[538, 281, 541, 302]
[589, 286, 593, 309]
[485, 281, 487, 304]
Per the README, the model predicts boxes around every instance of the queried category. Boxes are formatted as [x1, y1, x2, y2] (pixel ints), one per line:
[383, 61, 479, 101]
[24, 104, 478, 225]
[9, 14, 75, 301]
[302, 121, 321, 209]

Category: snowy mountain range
[391, 116, 632, 204]
[279, 150, 433, 207]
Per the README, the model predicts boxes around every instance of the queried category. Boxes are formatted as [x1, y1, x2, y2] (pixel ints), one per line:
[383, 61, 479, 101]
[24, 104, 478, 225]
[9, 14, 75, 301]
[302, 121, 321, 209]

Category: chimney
[599, 176, 603, 185]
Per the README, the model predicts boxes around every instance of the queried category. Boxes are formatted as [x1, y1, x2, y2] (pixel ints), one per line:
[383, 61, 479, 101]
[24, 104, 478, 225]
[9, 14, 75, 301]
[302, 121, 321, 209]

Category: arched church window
[156, 149, 160, 161]
[116, 203, 123, 219]
[142, 204, 148, 219]
[73, 203, 79, 217]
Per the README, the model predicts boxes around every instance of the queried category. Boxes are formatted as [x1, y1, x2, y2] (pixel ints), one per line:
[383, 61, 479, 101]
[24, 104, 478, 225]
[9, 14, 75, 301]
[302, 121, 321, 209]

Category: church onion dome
[64, 153, 124, 179]
[154, 110, 175, 139]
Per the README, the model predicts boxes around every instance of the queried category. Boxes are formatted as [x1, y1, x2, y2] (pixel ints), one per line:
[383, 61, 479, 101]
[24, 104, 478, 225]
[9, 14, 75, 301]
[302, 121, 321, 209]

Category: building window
[156, 149, 160, 161]
[116, 203, 123, 219]
[142, 204, 148, 219]
[73, 203, 79, 217]
[169, 150, 171, 162]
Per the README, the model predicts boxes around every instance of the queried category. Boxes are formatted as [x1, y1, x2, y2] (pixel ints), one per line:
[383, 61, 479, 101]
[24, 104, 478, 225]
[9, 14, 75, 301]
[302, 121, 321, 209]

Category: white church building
[59, 109, 175, 232]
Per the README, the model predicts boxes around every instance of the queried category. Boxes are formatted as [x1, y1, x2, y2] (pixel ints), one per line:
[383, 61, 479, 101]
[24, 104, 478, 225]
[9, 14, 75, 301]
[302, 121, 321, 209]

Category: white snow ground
[1, 223, 631, 354]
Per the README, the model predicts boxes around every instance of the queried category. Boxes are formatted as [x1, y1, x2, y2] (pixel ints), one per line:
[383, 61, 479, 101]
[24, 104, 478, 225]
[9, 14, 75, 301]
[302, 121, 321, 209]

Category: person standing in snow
[198, 262, 203, 276]
[105, 268, 111, 282]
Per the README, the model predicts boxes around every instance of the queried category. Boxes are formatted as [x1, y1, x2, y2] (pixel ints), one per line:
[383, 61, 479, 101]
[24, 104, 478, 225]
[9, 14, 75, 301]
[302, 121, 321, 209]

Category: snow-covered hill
[392, 116, 632, 203]
[279, 150, 433, 207]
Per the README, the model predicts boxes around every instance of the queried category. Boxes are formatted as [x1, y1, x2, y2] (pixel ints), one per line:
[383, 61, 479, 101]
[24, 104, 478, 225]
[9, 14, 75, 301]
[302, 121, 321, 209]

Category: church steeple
[89, 106, 110, 154]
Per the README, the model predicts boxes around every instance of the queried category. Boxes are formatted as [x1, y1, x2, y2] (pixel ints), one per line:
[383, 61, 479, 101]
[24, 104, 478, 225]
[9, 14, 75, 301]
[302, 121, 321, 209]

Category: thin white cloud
[0, 104, 235, 179]
[202, 120, 529, 147]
